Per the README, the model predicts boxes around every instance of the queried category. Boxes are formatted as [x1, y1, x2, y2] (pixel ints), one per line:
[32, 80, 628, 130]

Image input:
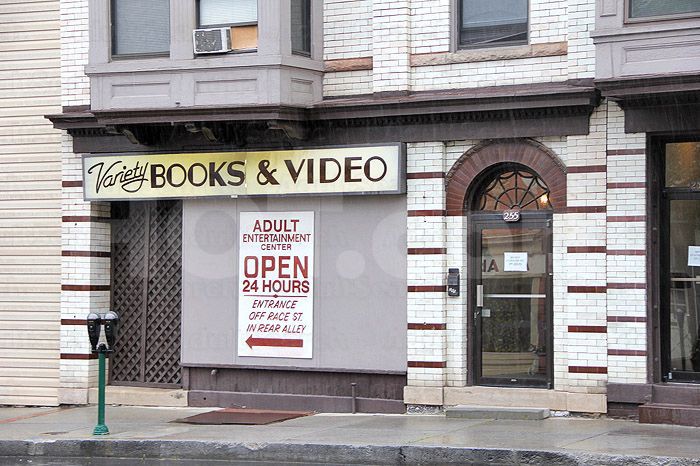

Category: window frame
[110, 0, 171, 59]
[624, 0, 700, 24]
[456, 0, 529, 50]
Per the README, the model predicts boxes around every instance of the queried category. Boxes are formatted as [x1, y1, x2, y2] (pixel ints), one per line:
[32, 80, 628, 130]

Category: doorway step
[638, 384, 700, 427]
[445, 405, 550, 420]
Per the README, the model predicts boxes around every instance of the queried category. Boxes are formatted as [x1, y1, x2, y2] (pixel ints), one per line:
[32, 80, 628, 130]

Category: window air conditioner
[193, 28, 231, 54]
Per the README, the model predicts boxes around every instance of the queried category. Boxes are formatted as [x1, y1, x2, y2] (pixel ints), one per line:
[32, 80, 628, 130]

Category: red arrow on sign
[246, 336, 303, 349]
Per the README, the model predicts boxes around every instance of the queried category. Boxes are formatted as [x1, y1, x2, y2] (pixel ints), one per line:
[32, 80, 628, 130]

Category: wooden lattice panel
[110, 201, 182, 386]
[145, 201, 182, 385]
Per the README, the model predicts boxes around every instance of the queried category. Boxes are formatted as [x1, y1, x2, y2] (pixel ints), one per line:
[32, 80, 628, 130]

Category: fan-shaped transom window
[474, 165, 552, 211]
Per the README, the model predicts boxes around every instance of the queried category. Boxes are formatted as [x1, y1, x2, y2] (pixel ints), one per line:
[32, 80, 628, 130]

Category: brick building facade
[42, 0, 700, 420]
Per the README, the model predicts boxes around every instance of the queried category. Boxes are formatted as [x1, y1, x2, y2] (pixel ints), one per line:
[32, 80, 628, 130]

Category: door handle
[476, 284, 483, 307]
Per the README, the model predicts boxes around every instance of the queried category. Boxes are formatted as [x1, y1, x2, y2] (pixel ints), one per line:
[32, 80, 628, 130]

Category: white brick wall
[372, 0, 411, 93]
[404, 103, 654, 398]
[605, 101, 647, 385]
[410, 55, 569, 92]
[566, 0, 596, 78]
[323, 70, 372, 97]
[59, 137, 111, 402]
[531, 0, 568, 43]
[60, 0, 89, 106]
[323, 0, 372, 60]
[410, 0, 450, 55]
[324, 0, 594, 96]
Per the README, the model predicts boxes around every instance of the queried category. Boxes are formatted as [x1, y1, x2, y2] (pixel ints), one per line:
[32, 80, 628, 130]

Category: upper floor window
[291, 0, 311, 56]
[112, 0, 170, 57]
[628, 0, 700, 20]
[459, 0, 528, 48]
[198, 0, 258, 51]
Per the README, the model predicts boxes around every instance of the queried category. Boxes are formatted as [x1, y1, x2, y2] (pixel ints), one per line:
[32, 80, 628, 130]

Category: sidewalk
[0, 405, 699, 464]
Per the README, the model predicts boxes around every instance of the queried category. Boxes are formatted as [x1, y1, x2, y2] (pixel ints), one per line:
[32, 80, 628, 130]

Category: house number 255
[502, 209, 521, 223]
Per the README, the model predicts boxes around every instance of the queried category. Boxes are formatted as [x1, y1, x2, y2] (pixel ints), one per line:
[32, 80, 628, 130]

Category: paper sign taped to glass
[504, 252, 528, 272]
[688, 246, 700, 267]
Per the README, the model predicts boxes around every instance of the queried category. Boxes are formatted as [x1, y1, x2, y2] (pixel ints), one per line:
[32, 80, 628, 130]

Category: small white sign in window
[504, 252, 528, 272]
[688, 246, 700, 267]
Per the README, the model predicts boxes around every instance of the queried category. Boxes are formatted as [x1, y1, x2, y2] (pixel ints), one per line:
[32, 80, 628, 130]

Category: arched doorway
[446, 139, 566, 389]
[469, 164, 553, 388]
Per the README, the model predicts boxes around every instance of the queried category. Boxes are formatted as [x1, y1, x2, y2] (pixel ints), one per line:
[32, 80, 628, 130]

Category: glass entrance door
[661, 141, 700, 383]
[665, 199, 700, 382]
[473, 215, 552, 388]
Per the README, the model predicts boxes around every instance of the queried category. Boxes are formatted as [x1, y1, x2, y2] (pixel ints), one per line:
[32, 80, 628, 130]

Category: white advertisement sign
[237, 212, 314, 358]
[503, 252, 528, 272]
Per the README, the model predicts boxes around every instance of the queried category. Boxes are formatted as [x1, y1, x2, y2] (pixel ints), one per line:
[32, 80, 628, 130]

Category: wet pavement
[0, 406, 699, 464]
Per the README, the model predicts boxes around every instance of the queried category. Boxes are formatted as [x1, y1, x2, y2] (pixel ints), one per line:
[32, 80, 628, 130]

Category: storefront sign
[237, 212, 314, 359]
[82, 145, 404, 200]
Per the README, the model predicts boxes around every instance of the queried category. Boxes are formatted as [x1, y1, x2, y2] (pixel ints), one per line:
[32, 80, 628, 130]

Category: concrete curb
[0, 440, 699, 465]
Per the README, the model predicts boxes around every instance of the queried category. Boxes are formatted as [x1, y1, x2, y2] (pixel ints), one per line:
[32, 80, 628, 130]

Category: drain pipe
[351, 383, 357, 414]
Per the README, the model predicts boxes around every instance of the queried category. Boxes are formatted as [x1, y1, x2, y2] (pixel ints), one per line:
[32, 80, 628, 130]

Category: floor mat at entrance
[173, 408, 313, 425]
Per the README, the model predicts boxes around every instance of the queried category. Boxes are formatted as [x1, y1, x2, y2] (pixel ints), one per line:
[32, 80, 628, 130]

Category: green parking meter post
[86, 311, 119, 437]
[93, 347, 109, 436]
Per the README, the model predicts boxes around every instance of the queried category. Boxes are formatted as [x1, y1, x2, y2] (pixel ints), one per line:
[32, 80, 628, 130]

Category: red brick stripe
[408, 285, 446, 292]
[568, 286, 607, 293]
[567, 246, 606, 253]
[62, 216, 110, 223]
[568, 165, 607, 174]
[607, 250, 645, 256]
[568, 325, 607, 333]
[563, 206, 606, 214]
[407, 248, 446, 255]
[607, 182, 645, 189]
[607, 215, 645, 222]
[61, 284, 111, 292]
[408, 210, 446, 217]
[60, 353, 97, 360]
[407, 172, 445, 180]
[62, 180, 83, 188]
[61, 319, 88, 325]
[608, 349, 647, 356]
[408, 323, 447, 330]
[324, 57, 373, 72]
[62, 250, 111, 258]
[568, 366, 607, 374]
[607, 316, 647, 323]
[408, 361, 446, 368]
[607, 282, 646, 289]
[607, 149, 645, 156]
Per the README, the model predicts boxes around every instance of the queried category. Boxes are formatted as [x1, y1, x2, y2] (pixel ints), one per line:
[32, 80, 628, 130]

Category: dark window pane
[112, 0, 170, 56]
[199, 0, 257, 27]
[630, 0, 700, 18]
[291, 0, 311, 55]
[460, 0, 528, 47]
